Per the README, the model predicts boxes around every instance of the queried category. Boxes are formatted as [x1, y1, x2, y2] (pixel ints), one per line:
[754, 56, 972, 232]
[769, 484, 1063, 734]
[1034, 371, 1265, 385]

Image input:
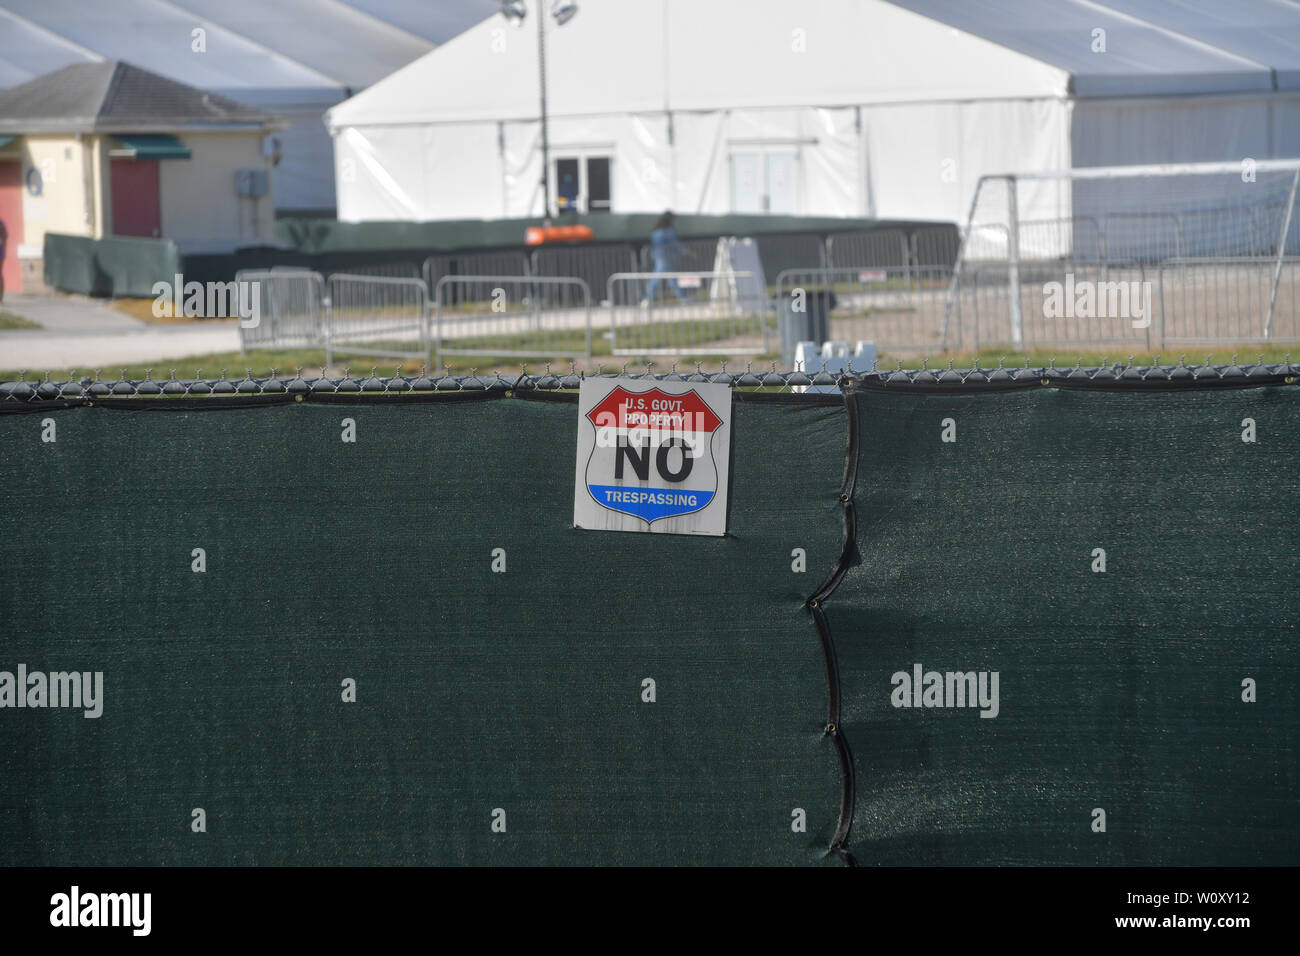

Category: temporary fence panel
[606, 272, 770, 356]
[324, 274, 430, 365]
[530, 244, 638, 303]
[422, 251, 532, 305]
[826, 230, 910, 271]
[432, 275, 592, 363]
[753, 232, 826, 282]
[235, 269, 326, 353]
[832, 378, 1300, 865]
[1157, 257, 1300, 345]
[42, 233, 182, 298]
[2, 367, 1296, 867]
[1101, 212, 1185, 262]
[911, 225, 963, 268]
[776, 266, 958, 354]
[0, 385, 847, 866]
[637, 238, 719, 275]
[324, 261, 422, 281]
[1016, 217, 1103, 261]
[974, 262, 1157, 351]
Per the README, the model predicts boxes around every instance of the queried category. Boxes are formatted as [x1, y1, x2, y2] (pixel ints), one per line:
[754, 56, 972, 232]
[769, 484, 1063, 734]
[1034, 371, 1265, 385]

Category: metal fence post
[1265, 168, 1300, 339]
[1007, 177, 1023, 347]
[324, 286, 333, 368]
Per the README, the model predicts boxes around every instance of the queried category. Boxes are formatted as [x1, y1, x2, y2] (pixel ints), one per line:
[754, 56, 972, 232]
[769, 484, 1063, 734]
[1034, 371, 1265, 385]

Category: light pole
[501, 1, 578, 220]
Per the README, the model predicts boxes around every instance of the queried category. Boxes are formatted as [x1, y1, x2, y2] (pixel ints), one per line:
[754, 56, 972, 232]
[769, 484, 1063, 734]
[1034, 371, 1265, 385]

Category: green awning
[110, 134, 191, 160]
[0, 135, 16, 150]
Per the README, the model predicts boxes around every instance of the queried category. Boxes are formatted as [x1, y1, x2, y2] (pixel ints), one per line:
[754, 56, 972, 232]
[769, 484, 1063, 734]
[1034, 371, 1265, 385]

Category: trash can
[779, 288, 837, 367]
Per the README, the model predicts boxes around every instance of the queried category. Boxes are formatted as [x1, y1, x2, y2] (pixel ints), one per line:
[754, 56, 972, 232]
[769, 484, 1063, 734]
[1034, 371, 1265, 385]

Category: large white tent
[0, 0, 498, 211]
[326, 0, 1300, 227]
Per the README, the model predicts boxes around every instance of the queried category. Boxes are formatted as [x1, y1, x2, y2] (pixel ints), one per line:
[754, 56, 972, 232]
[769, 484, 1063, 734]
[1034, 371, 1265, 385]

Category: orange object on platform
[525, 224, 595, 245]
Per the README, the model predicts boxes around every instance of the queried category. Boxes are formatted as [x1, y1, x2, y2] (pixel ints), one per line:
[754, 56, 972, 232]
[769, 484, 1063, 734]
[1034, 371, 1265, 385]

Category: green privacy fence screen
[0, 366, 1296, 866]
[835, 378, 1299, 866]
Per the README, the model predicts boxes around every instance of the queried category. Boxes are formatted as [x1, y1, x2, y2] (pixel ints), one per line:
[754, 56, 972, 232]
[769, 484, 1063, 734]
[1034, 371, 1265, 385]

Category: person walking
[557, 173, 580, 217]
[643, 211, 686, 305]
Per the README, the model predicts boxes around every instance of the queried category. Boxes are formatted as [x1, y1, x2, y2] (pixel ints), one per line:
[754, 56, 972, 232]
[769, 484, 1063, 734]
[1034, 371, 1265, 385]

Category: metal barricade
[775, 265, 957, 353]
[606, 271, 769, 356]
[432, 275, 592, 364]
[236, 269, 325, 354]
[325, 261, 421, 281]
[637, 238, 719, 274]
[422, 251, 532, 305]
[912, 225, 963, 268]
[827, 229, 910, 270]
[530, 244, 637, 304]
[324, 274, 429, 365]
[752, 232, 826, 280]
[988, 261, 1156, 351]
[1102, 212, 1184, 262]
[1158, 257, 1300, 345]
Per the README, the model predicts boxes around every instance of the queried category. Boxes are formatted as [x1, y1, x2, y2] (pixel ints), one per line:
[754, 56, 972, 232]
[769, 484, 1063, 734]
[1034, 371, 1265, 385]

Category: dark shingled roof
[0, 60, 280, 133]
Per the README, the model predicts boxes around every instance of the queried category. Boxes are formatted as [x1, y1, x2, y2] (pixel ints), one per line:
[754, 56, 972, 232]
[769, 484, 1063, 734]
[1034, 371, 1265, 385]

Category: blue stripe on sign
[588, 485, 714, 522]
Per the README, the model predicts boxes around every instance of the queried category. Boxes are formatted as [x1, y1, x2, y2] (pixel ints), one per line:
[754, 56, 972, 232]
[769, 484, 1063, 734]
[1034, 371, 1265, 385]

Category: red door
[0, 161, 22, 295]
[110, 158, 161, 237]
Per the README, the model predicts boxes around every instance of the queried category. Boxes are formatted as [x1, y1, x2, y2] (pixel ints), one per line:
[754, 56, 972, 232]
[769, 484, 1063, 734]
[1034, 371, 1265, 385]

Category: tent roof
[0, 60, 280, 133]
[887, 0, 1300, 94]
[329, 0, 1300, 131]
[1095, 0, 1300, 90]
[0, 0, 493, 104]
[333, 0, 501, 45]
[328, 0, 1071, 128]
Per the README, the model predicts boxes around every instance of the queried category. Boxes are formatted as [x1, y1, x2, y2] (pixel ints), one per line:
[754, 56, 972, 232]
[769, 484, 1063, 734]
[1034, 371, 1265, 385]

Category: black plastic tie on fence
[804, 379, 861, 867]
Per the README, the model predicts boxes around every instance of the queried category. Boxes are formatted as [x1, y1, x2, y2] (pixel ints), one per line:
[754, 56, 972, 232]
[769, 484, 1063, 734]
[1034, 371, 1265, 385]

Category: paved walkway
[0, 293, 240, 371]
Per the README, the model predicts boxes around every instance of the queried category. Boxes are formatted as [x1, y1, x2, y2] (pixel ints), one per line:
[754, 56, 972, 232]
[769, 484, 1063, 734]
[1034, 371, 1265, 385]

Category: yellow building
[0, 60, 284, 294]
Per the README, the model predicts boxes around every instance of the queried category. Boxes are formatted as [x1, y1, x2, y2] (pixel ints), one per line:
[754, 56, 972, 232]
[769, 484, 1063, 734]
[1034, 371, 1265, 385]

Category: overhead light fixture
[500, 1, 527, 24]
[551, 1, 578, 26]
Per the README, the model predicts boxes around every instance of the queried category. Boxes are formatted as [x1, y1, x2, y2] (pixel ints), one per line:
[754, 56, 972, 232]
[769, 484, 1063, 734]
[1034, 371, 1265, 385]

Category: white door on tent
[729, 151, 799, 214]
[766, 153, 797, 215]
[730, 153, 763, 212]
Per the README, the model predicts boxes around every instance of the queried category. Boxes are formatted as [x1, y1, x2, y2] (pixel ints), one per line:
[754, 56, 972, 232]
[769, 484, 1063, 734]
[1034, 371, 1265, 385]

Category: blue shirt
[650, 226, 680, 269]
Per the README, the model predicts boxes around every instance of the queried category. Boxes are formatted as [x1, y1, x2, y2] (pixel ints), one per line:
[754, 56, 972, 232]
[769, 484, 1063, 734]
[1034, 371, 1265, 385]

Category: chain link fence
[5, 361, 1296, 404]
